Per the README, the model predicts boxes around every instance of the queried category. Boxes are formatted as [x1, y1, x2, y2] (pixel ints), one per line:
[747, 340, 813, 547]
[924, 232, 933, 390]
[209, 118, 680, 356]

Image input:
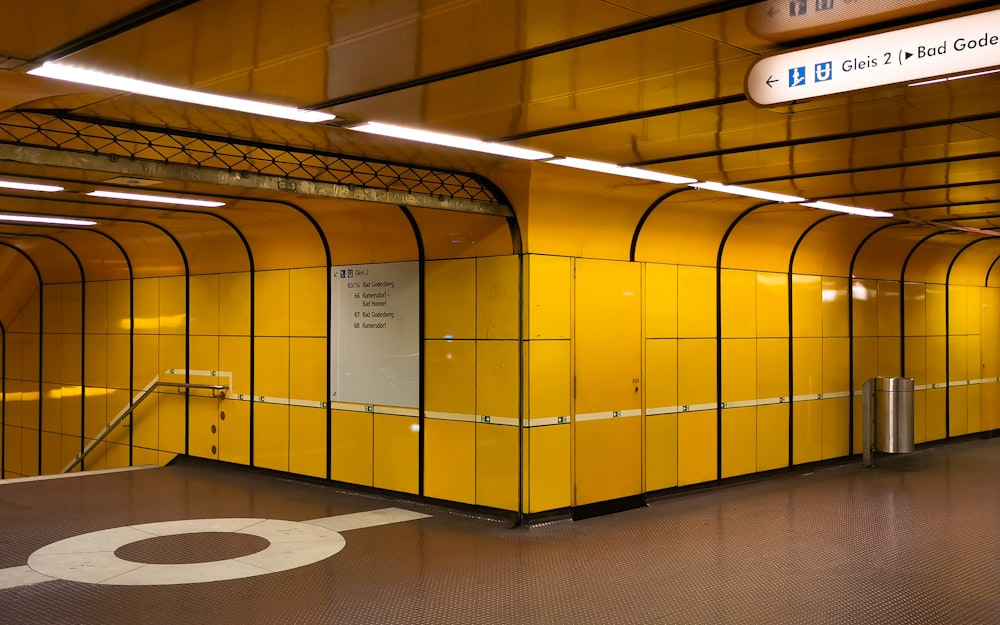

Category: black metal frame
[0, 111, 506, 206]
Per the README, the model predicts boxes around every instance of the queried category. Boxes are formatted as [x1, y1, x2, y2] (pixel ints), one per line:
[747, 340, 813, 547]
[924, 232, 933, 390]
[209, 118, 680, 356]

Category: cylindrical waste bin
[874, 376, 914, 453]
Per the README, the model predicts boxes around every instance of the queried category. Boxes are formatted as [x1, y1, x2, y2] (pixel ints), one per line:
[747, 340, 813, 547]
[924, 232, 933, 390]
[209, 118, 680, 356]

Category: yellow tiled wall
[4, 245, 1000, 521]
[423, 255, 520, 509]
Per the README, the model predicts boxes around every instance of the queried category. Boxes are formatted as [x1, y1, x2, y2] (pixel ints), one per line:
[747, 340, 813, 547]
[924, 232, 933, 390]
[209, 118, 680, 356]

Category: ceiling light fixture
[0, 213, 96, 226]
[690, 181, 806, 203]
[547, 157, 696, 184]
[802, 201, 893, 218]
[87, 190, 225, 208]
[27, 62, 335, 124]
[910, 67, 1000, 87]
[350, 122, 553, 160]
[0, 180, 64, 193]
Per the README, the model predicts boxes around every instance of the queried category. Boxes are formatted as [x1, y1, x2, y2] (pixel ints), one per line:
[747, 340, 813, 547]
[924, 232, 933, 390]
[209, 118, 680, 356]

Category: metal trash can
[862, 376, 914, 467]
[874, 377, 914, 454]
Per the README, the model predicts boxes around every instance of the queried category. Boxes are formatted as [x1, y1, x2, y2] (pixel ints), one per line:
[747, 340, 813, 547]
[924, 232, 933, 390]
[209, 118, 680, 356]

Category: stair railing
[61, 377, 227, 473]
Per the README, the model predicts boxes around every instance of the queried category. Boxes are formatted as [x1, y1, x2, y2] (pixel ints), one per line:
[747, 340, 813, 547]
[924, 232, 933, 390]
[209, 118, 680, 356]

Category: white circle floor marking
[26, 518, 346, 586]
[2, 507, 430, 587]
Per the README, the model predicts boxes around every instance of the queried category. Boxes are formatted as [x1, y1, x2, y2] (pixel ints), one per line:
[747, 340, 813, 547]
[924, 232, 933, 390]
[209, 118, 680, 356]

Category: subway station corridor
[2, 2, 1000, 621]
[3, 438, 1000, 624]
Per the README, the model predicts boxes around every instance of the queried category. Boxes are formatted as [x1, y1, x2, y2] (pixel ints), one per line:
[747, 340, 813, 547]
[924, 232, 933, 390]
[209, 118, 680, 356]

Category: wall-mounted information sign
[330, 261, 418, 408]
[746, 7, 1000, 106]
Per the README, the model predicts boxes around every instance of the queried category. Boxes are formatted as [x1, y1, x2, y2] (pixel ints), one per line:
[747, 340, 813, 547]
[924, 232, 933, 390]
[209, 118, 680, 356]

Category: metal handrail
[61, 381, 227, 473]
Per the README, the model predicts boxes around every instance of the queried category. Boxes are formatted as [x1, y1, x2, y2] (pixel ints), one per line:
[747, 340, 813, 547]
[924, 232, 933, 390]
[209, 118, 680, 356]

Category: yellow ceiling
[0, 0, 997, 303]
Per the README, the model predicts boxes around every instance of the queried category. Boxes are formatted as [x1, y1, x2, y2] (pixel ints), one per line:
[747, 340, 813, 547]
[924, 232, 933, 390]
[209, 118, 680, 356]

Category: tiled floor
[2, 438, 1000, 624]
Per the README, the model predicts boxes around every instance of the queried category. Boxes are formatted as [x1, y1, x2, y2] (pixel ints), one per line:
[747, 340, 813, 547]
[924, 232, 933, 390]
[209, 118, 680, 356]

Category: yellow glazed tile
[525, 255, 572, 339]
[757, 272, 788, 338]
[645, 263, 678, 339]
[677, 410, 716, 486]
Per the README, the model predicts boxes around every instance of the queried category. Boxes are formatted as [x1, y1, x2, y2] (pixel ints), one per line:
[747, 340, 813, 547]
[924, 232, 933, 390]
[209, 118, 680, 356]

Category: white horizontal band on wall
[379, 406, 419, 417]
[646, 406, 680, 416]
[477, 416, 518, 426]
[684, 403, 719, 413]
[289, 399, 326, 408]
[424, 411, 476, 423]
[164, 367, 1000, 429]
[576, 409, 642, 423]
[823, 391, 852, 400]
[164, 369, 233, 379]
[526, 416, 570, 427]
[422, 412, 519, 426]
[756, 396, 789, 406]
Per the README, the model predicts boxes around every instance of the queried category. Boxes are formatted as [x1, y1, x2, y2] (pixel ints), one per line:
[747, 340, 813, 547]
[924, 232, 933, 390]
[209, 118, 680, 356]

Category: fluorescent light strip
[87, 190, 225, 208]
[547, 157, 696, 184]
[802, 201, 893, 218]
[690, 181, 805, 203]
[0, 180, 63, 193]
[350, 122, 553, 160]
[28, 62, 335, 124]
[910, 67, 1000, 87]
[0, 213, 96, 226]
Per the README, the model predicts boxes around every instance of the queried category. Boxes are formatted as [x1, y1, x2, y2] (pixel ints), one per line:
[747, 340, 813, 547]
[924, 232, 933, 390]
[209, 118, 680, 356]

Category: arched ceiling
[0, 0, 996, 295]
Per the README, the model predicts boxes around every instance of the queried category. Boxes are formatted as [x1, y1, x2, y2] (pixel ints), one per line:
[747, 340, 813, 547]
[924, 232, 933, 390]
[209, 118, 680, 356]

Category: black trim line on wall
[899, 230, 952, 376]
[715, 203, 773, 480]
[150, 191, 328, 473]
[986, 254, 1000, 288]
[397, 207, 425, 497]
[786, 214, 845, 467]
[85, 186, 338, 476]
[6, 188, 257, 468]
[503, 212, 526, 526]
[628, 189, 695, 262]
[204, 199, 321, 473]
[82, 230, 133, 466]
[7, 234, 86, 472]
[0, 226, 136, 473]
[0, 241, 43, 475]
[264, 207, 330, 474]
[899, 230, 955, 437]
[0, 196, 196, 467]
[944, 237, 996, 437]
[847, 222, 907, 454]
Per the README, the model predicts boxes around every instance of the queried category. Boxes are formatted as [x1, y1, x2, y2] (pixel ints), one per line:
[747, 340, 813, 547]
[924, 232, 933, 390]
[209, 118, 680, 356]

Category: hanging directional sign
[746, 0, 976, 44]
[746, 7, 1000, 106]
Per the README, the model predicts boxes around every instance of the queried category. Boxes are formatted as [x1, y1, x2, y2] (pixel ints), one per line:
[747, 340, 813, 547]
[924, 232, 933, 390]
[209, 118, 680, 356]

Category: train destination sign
[746, 8, 1000, 106]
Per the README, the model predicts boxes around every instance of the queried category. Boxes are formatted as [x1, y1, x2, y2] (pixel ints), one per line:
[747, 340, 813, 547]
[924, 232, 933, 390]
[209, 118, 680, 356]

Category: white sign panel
[746, 0, 975, 43]
[330, 261, 419, 408]
[746, 8, 1000, 106]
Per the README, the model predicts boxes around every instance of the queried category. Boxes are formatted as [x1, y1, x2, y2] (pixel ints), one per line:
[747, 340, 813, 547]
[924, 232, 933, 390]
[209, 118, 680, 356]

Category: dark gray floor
[2, 438, 999, 624]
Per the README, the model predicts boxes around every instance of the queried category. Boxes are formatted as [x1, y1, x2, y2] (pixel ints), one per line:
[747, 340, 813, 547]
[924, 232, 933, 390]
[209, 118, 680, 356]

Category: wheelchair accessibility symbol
[0, 508, 428, 587]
